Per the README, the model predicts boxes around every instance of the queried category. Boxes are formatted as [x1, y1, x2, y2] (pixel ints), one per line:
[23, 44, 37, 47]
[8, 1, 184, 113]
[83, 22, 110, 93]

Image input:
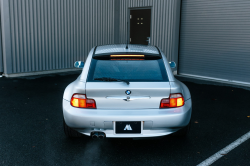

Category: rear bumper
[63, 99, 192, 138]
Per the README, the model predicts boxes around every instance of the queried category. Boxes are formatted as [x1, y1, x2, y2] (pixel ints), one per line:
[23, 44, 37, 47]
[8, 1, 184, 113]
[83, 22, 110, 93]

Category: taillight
[160, 93, 185, 108]
[70, 94, 96, 109]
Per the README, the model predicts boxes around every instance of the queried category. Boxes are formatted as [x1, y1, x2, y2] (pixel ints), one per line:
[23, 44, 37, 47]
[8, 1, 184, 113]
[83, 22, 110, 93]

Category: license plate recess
[115, 121, 141, 134]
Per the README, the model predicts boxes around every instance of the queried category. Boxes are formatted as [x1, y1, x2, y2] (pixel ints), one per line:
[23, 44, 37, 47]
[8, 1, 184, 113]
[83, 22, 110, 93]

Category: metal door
[130, 9, 151, 45]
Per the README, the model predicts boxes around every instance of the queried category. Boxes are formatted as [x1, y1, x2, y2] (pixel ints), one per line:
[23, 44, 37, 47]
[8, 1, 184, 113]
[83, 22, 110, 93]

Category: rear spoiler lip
[93, 52, 160, 56]
[92, 45, 163, 59]
[92, 52, 162, 60]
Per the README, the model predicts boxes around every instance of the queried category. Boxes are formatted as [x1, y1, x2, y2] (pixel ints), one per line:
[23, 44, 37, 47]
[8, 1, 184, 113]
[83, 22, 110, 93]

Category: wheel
[172, 121, 191, 137]
[63, 119, 83, 138]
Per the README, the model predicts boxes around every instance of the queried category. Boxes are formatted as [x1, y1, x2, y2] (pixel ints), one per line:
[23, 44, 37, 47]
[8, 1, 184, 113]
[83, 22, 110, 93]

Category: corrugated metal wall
[0, 2, 3, 73]
[5, 0, 114, 74]
[119, 0, 181, 62]
[179, 0, 250, 84]
[0, 19, 3, 73]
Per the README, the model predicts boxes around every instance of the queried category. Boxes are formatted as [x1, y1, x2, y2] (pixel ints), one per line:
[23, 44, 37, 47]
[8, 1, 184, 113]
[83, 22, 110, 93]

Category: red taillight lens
[86, 99, 96, 108]
[70, 94, 96, 109]
[160, 99, 170, 108]
[160, 93, 185, 108]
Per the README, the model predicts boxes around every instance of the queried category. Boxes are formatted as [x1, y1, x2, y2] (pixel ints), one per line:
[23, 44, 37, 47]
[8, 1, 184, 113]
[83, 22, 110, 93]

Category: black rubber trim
[93, 46, 98, 55]
[155, 46, 162, 57]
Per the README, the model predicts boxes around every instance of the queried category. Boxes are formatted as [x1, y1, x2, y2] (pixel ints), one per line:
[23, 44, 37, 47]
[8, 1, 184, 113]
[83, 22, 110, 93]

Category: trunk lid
[86, 82, 170, 109]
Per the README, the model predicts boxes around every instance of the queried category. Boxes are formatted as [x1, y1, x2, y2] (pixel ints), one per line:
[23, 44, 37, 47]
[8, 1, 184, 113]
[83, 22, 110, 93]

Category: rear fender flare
[170, 80, 191, 101]
[63, 77, 86, 101]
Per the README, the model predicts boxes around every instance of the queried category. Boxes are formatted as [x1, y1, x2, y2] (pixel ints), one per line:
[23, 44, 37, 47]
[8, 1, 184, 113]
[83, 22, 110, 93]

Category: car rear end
[63, 45, 192, 138]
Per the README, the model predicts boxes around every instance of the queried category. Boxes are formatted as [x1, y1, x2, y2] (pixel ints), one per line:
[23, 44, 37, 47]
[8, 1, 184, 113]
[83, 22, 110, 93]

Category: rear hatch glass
[86, 54, 170, 109]
[87, 58, 168, 82]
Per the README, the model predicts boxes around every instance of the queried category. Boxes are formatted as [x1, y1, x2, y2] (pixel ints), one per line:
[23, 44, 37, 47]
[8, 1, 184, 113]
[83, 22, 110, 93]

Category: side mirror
[169, 61, 176, 68]
[74, 61, 84, 68]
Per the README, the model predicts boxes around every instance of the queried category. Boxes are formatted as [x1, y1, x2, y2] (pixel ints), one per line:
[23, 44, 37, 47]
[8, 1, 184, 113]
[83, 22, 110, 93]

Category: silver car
[63, 44, 192, 139]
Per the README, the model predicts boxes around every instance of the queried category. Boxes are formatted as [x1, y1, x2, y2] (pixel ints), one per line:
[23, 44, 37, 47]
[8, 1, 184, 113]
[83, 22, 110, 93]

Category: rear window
[87, 59, 169, 82]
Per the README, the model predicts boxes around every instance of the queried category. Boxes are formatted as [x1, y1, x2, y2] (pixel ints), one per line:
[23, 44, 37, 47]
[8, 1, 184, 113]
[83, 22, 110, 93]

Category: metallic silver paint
[63, 99, 192, 137]
[171, 79, 191, 101]
[63, 44, 192, 138]
[86, 82, 170, 109]
[106, 96, 151, 101]
[79, 47, 95, 82]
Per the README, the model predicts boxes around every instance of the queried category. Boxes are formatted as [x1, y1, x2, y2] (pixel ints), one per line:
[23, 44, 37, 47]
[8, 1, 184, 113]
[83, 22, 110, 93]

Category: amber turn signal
[160, 93, 185, 108]
[70, 94, 96, 109]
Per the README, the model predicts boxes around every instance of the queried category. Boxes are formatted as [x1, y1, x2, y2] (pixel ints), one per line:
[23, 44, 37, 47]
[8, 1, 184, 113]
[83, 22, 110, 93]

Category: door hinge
[130, 38, 131, 42]
[130, 15, 132, 19]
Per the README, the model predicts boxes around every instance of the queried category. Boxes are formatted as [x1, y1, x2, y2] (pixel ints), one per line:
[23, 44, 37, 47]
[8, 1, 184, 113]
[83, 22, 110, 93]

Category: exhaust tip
[91, 132, 106, 140]
[92, 132, 99, 139]
[98, 132, 106, 139]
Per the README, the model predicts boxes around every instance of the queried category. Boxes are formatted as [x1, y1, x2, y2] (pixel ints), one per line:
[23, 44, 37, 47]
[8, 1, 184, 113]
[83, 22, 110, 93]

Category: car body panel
[170, 79, 191, 101]
[62, 44, 192, 138]
[86, 82, 170, 109]
[159, 49, 175, 82]
[79, 47, 95, 82]
[63, 77, 86, 102]
[63, 98, 192, 137]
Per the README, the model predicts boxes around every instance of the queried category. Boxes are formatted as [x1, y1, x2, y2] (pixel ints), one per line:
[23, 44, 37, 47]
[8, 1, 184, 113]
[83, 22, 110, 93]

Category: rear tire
[63, 119, 83, 138]
[173, 121, 191, 137]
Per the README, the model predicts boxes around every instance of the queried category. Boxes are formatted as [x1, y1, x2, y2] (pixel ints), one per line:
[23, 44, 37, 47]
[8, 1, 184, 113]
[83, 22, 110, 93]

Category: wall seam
[1, 0, 13, 74]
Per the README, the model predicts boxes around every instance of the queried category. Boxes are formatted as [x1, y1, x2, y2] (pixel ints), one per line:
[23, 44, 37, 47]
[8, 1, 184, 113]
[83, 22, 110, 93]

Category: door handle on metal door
[146, 37, 150, 45]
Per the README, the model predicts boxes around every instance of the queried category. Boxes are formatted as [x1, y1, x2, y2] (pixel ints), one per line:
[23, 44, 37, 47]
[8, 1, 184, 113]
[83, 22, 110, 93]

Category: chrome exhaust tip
[98, 132, 106, 139]
[92, 132, 99, 139]
[91, 132, 106, 139]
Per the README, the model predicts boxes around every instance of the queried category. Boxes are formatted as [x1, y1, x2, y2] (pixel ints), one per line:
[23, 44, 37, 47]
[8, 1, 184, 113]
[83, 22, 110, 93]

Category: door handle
[146, 37, 150, 45]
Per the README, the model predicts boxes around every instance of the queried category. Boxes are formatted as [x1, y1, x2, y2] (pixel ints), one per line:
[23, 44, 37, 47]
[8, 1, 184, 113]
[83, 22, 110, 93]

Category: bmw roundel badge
[125, 90, 131, 95]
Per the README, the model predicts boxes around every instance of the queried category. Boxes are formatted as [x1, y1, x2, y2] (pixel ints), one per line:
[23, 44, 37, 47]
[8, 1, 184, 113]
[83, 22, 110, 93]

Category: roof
[95, 44, 159, 55]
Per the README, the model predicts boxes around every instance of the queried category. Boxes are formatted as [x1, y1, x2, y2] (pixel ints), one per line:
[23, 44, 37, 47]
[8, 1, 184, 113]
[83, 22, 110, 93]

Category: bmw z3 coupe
[63, 44, 192, 139]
